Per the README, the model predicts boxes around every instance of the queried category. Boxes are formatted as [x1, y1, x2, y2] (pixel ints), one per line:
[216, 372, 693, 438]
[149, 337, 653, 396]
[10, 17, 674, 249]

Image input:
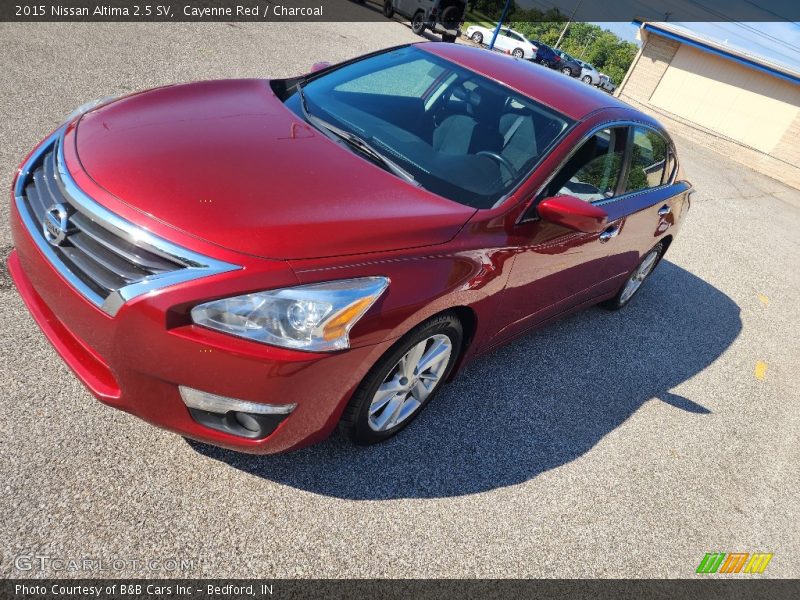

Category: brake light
[554, 56, 561, 61]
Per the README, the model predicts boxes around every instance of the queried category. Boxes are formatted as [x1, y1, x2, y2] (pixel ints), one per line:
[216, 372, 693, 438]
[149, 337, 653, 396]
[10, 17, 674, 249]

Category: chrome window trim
[14, 126, 241, 316]
[518, 119, 678, 224]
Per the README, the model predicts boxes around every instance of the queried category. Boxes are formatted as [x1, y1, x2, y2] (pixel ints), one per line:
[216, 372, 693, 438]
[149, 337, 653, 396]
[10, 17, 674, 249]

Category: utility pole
[579, 32, 595, 59]
[554, 0, 584, 49]
[488, 0, 513, 51]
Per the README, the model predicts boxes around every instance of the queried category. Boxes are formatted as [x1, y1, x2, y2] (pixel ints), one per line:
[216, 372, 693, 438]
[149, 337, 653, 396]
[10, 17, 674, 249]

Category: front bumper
[8, 200, 393, 454]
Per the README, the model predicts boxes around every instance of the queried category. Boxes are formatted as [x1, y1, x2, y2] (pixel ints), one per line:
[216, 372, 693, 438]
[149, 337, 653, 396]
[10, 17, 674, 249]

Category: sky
[513, 0, 800, 70]
[594, 21, 800, 71]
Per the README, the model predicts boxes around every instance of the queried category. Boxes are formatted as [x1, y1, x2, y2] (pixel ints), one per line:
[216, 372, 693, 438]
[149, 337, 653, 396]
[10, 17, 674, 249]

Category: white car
[465, 25, 537, 59]
[576, 59, 601, 85]
[598, 73, 616, 93]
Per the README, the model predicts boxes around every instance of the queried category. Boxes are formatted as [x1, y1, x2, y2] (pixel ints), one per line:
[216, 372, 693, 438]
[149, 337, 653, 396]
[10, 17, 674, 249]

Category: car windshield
[286, 46, 572, 208]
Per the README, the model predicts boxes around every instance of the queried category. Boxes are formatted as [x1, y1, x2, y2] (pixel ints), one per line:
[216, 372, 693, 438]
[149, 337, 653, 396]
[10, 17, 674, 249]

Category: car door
[395, 0, 418, 18]
[494, 29, 512, 53]
[488, 125, 631, 346]
[600, 125, 691, 285]
[505, 31, 523, 52]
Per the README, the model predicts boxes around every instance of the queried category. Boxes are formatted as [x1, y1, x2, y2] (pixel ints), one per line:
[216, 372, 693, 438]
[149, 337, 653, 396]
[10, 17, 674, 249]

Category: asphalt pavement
[0, 20, 798, 578]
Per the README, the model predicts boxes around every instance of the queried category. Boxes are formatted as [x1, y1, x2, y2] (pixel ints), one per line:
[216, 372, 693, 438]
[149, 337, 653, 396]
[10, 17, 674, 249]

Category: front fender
[288, 244, 517, 357]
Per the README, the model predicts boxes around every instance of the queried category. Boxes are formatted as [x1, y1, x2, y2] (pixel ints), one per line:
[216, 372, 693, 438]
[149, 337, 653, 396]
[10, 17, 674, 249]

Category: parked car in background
[383, 0, 466, 42]
[465, 25, 538, 59]
[599, 73, 616, 93]
[9, 43, 690, 453]
[553, 49, 582, 76]
[531, 41, 563, 69]
[576, 59, 601, 85]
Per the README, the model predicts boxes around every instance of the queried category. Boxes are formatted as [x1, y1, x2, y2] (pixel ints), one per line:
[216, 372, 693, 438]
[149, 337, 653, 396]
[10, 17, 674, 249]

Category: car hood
[74, 79, 476, 260]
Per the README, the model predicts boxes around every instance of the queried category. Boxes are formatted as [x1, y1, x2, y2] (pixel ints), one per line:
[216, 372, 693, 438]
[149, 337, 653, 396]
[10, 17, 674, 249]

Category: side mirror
[310, 61, 332, 73]
[537, 195, 608, 233]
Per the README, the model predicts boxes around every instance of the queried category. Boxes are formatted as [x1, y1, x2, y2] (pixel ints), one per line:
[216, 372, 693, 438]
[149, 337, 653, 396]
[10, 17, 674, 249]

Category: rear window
[625, 127, 670, 192]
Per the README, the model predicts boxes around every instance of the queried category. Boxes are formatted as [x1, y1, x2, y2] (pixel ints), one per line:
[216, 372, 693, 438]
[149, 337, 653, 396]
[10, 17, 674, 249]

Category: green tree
[509, 20, 639, 86]
[471, 0, 516, 19]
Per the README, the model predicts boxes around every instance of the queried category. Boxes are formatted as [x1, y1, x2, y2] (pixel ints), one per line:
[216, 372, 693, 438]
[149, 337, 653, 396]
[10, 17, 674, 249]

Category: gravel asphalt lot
[1, 19, 798, 579]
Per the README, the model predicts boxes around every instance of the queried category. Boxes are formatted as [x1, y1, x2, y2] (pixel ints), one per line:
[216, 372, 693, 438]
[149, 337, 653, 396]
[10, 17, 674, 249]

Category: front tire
[582, 75, 592, 83]
[471, 31, 483, 44]
[561, 67, 572, 75]
[442, 33, 457, 43]
[411, 11, 426, 35]
[383, 0, 394, 18]
[602, 242, 665, 310]
[339, 313, 463, 445]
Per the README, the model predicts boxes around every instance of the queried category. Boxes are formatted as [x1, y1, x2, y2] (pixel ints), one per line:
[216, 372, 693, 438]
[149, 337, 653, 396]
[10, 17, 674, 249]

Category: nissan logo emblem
[42, 203, 70, 246]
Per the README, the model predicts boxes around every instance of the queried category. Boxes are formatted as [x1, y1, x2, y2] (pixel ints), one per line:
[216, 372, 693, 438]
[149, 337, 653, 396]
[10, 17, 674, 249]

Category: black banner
[2, 579, 800, 600]
[1, 0, 799, 22]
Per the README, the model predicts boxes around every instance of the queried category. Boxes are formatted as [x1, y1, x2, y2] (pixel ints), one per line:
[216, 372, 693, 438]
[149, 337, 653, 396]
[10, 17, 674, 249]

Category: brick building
[616, 22, 800, 189]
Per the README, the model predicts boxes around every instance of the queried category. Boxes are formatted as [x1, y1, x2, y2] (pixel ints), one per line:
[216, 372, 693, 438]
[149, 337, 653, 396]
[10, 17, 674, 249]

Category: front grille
[14, 128, 239, 315]
[20, 143, 184, 298]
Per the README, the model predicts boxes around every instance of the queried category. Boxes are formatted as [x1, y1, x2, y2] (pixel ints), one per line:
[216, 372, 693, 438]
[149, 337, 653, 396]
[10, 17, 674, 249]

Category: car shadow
[187, 261, 741, 499]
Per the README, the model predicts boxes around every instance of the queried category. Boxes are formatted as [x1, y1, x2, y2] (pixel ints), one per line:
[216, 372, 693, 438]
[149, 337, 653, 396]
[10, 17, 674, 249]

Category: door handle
[657, 205, 672, 216]
[599, 226, 619, 243]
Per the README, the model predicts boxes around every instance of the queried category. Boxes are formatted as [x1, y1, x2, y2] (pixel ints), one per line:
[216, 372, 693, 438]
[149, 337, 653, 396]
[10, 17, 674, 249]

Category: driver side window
[545, 127, 627, 202]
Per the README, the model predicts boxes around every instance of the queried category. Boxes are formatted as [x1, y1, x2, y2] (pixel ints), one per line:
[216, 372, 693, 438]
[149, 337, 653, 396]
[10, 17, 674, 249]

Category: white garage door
[649, 44, 800, 154]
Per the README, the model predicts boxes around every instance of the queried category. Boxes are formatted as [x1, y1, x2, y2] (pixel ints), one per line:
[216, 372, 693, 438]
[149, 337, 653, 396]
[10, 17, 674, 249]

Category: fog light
[179, 386, 295, 440]
[233, 411, 261, 433]
[179, 386, 296, 415]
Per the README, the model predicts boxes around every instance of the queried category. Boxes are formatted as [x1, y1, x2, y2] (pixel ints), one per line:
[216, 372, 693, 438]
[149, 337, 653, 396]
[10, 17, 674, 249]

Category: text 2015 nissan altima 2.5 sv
[8, 43, 691, 453]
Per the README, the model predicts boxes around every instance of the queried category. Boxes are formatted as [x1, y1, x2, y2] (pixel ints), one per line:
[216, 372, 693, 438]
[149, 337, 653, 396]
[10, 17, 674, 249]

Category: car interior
[294, 48, 571, 207]
[544, 128, 627, 202]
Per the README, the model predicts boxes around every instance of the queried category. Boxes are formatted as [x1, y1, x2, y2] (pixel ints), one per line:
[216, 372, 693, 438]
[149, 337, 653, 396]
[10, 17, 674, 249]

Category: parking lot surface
[1, 21, 798, 578]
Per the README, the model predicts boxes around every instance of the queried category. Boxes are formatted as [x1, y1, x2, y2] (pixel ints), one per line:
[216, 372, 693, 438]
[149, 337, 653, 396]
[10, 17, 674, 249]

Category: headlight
[191, 277, 389, 352]
[64, 95, 119, 123]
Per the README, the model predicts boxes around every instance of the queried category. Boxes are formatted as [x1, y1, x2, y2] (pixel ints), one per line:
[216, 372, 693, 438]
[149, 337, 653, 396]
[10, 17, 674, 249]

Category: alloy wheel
[367, 334, 453, 432]
[411, 13, 426, 35]
[513, 48, 524, 58]
[620, 248, 660, 304]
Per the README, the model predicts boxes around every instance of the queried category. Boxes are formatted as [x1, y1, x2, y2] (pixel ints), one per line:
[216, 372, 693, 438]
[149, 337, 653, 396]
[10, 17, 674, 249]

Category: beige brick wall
[616, 32, 800, 190]
[620, 96, 800, 190]
[617, 35, 680, 103]
[772, 111, 800, 167]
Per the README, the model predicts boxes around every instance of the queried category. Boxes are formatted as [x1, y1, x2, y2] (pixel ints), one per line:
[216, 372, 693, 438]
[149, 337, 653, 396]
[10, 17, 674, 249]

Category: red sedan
[8, 43, 691, 453]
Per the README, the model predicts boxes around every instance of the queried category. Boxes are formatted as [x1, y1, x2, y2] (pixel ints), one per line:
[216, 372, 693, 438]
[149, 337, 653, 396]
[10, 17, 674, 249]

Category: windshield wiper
[295, 83, 420, 187]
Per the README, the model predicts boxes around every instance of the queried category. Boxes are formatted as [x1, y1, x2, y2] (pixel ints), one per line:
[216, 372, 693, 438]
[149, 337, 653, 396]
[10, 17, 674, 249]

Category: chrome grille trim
[14, 127, 240, 316]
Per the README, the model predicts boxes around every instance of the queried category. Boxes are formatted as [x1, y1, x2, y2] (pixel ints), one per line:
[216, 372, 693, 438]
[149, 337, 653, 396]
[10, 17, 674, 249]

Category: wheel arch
[659, 233, 674, 255]
[444, 305, 478, 378]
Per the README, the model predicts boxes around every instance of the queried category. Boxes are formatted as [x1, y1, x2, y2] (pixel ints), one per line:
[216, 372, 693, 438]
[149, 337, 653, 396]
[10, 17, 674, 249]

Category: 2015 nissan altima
[8, 43, 691, 453]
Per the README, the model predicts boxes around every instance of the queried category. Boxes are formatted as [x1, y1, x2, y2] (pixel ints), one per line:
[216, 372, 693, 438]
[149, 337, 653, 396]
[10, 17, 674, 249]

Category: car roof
[419, 42, 638, 121]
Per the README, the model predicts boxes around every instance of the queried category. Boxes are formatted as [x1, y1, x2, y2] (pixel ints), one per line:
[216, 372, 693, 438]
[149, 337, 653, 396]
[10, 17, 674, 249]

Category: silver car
[598, 73, 616, 93]
[576, 60, 601, 85]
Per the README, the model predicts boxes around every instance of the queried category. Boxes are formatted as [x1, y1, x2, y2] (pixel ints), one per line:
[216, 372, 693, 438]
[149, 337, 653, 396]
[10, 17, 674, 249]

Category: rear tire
[383, 0, 393, 18]
[411, 11, 426, 35]
[442, 33, 457, 43]
[440, 5, 461, 30]
[471, 31, 483, 44]
[602, 242, 665, 310]
[512, 48, 524, 58]
[339, 313, 463, 445]
[561, 67, 572, 75]
[582, 75, 592, 83]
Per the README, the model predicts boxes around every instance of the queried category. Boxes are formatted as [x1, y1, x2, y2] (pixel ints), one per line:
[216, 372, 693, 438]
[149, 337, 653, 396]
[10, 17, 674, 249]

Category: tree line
[469, 0, 639, 85]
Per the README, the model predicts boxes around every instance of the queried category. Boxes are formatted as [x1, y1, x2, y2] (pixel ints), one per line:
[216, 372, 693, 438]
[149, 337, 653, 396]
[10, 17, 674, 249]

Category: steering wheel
[476, 150, 518, 179]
